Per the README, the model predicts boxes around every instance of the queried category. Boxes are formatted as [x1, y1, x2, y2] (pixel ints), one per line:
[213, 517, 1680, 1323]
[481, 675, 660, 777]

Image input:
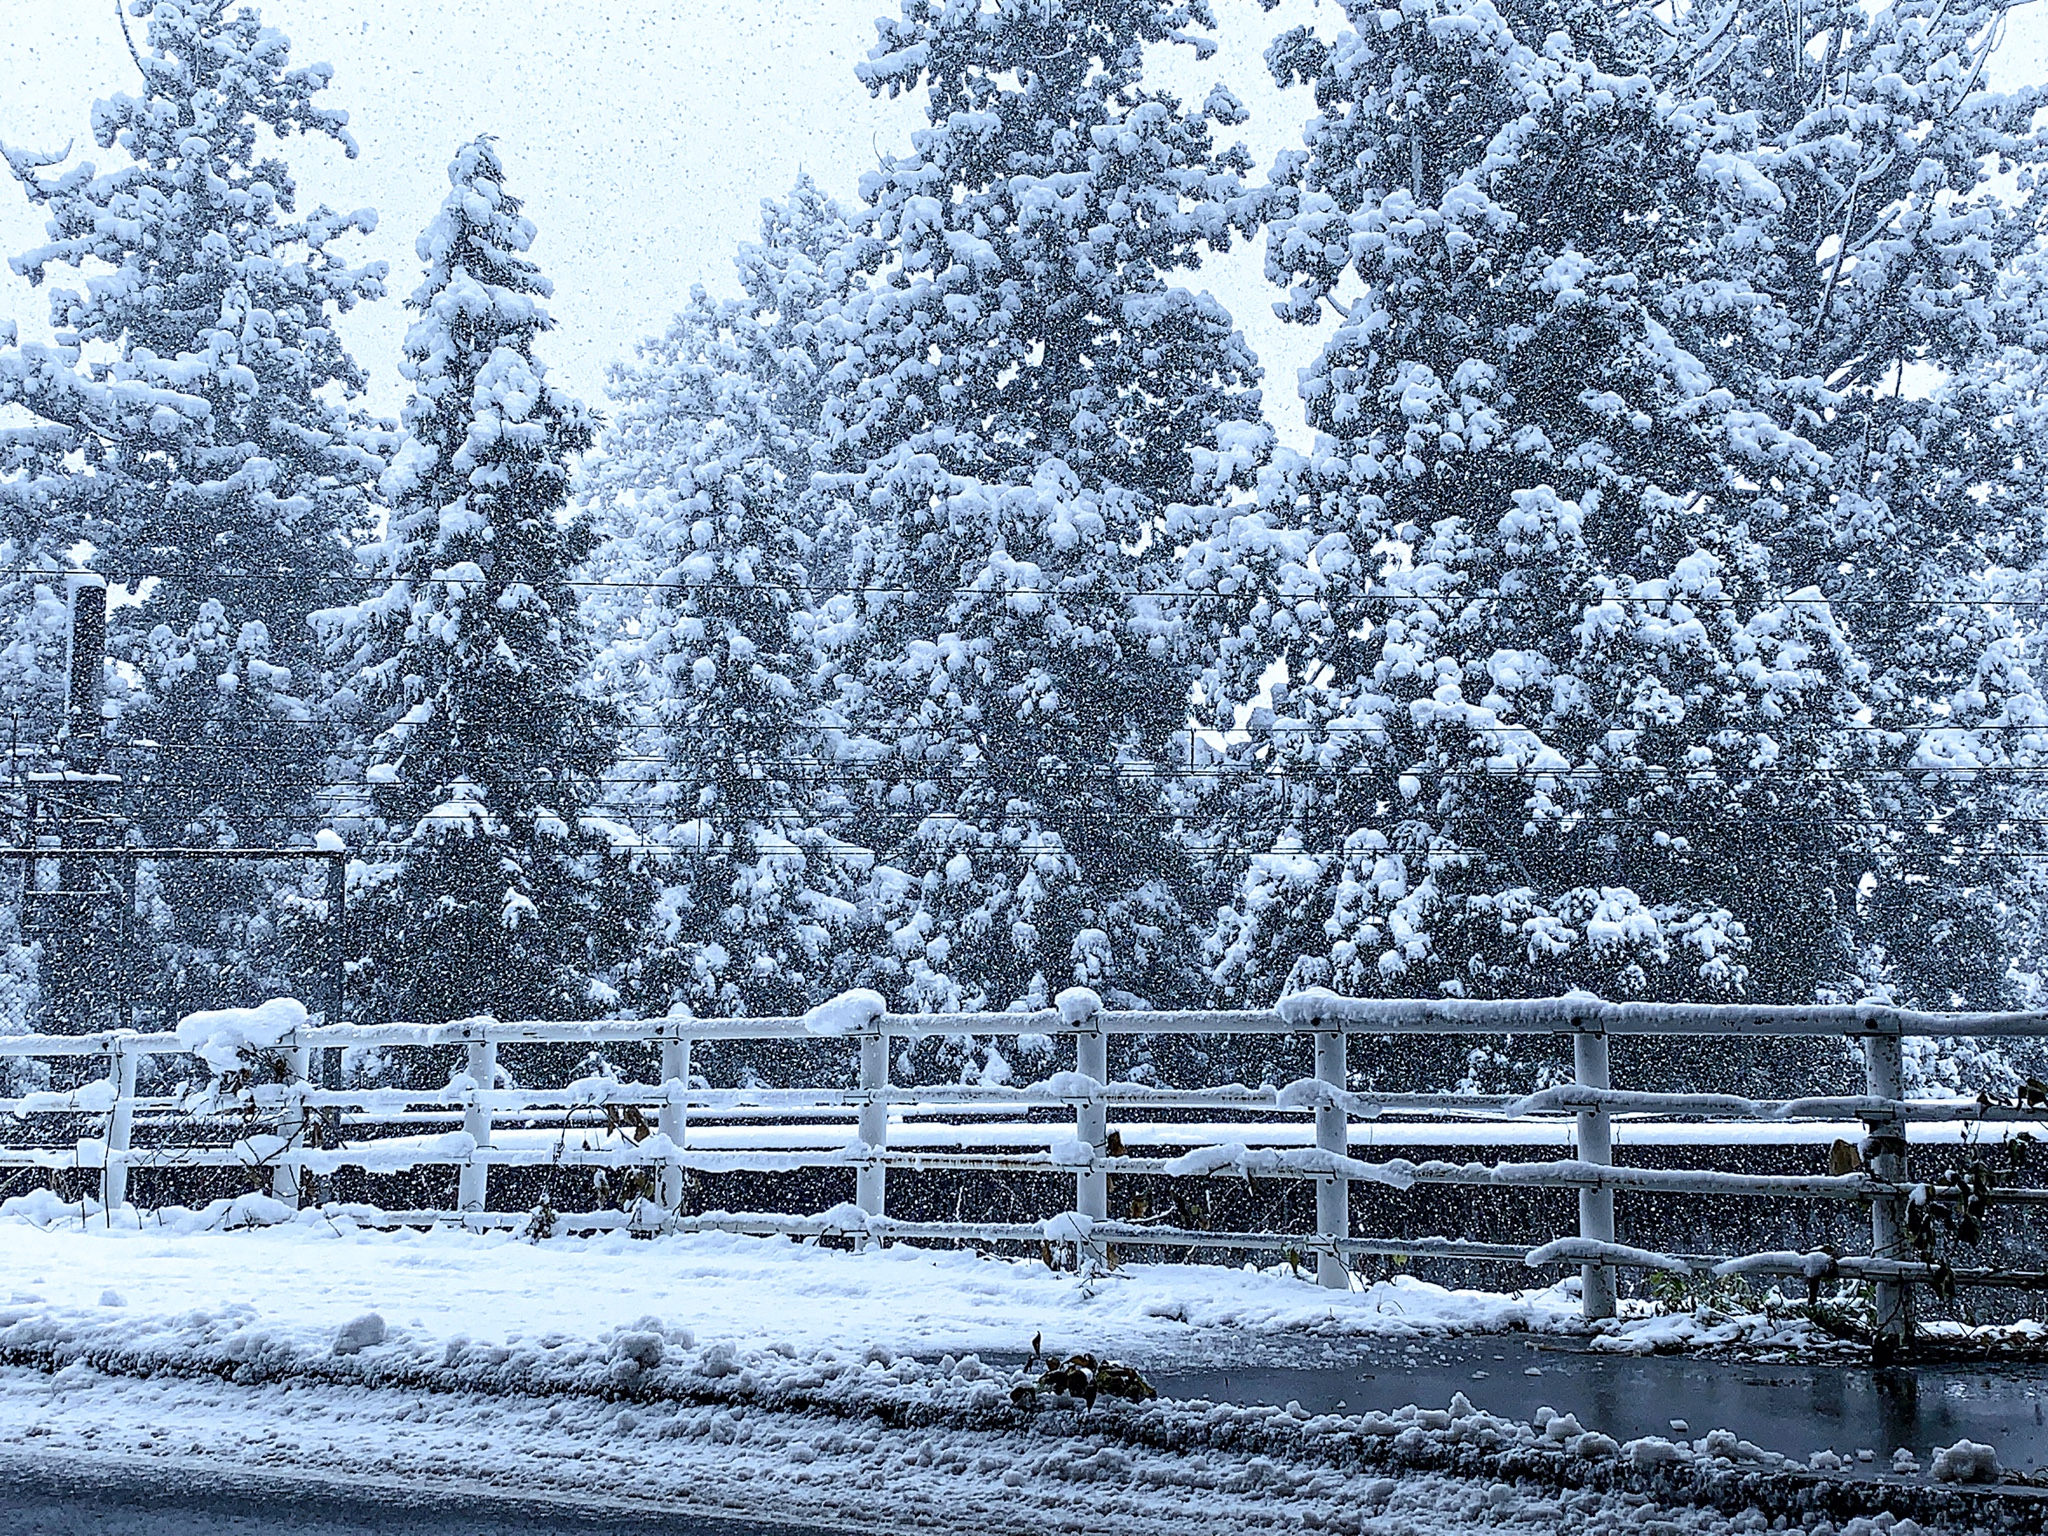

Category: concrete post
[658, 1036, 691, 1212]
[1313, 1027, 1351, 1289]
[272, 1044, 311, 1204]
[102, 1037, 136, 1214]
[1073, 1008, 1109, 1224]
[1573, 1026, 1618, 1320]
[458, 1038, 495, 1212]
[856, 1026, 889, 1233]
[1865, 1030, 1911, 1351]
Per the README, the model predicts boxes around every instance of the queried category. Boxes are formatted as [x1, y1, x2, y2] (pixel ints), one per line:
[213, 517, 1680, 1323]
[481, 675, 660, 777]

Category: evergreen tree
[322, 139, 623, 1027]
[583, 179, 867, 1022]
[589, 427, 855, 1021]
[585, 175, 864, 546]
[1661, 0, 2048, 1008]
[1200, 0, 1880, 1025]
[818, 0, 1268, 1025]
[0, 344, 81, 1050]
[0, 0, 386, 1025]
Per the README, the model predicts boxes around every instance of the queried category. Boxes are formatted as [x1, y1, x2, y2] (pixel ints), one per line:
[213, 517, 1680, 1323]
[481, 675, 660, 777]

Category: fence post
[272, 1044, 310, 1205]
[323, 851, 346, 1094]
[658, 1034, 691, 1213]
[1863, 1028, 1911, 1351]
[1573, 1022, 1618, 1320]
[1072, 996, 1109, 1263]
[458, 1037, 495, 1213]
[856, 1022, 889, 1237]
[1313, 1026, 1350, 1289]
[102, 1036, 136, 1215]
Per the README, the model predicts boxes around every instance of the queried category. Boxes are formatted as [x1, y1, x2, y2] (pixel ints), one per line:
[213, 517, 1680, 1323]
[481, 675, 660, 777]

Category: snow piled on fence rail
[0, 1197, 2032, 1533]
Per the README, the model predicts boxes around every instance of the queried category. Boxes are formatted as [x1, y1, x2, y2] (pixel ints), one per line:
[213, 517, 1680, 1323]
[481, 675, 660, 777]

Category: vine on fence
[1900, 1078, 2044, 1304]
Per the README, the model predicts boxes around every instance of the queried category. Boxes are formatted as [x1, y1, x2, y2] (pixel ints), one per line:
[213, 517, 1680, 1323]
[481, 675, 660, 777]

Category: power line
[0, 566, 2041, 609]
[81, 760, 2048, 783]
[9, 789, 2039, 837]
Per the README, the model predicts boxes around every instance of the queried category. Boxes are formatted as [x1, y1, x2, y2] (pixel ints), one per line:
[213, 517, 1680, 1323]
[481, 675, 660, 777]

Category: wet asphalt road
[1149, 1336, 2048, 1473]
[0, 1456, 825, 1536]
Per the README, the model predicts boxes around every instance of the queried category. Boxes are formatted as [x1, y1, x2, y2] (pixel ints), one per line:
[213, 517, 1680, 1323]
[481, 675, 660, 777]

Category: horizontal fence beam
[10, 1080, 2042, 1128]
[12, 990, 2048, 1060]
[0, 1140, 1981, 1205]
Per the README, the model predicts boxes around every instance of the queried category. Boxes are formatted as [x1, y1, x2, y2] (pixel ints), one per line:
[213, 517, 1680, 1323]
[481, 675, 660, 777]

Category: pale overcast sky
[1, 0, 2043, 438]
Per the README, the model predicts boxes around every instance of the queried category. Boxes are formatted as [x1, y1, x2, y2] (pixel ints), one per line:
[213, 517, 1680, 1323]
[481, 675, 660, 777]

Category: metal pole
[856, 1026, 889, 1234]
[1313, 1028, 1350, 1289]
[272, 1044, 310, 1205]
[458, 1039, 496, 1212]
[1574, 1025, 1618, 1320]
[55, 575, 110, 1034]
[1865, 1030, 1911, 1351]
[658, 1035, 691, 1212]
[117, 857, 136, 1032]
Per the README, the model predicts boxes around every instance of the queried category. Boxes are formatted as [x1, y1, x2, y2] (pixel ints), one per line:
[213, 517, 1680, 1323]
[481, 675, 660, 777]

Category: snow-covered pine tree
[590, 427, 855, 1022]
[1660, 0, 2048, 1009]
[1986, 241, 2048, 1042]
[1199, 0, 1879, 1038]
[0, 0, 386, 1026]
[323, 139, 626, 1029]
[0, 338, 75, 1055]
[585, 175, 865, 542]
[583, 179, 867, 1026]
[0, 418, 77, 761]
[817, 0, 1268, 1031]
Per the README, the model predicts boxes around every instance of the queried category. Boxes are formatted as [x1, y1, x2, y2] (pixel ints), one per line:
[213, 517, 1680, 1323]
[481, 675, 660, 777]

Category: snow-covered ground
[0, 1195, 2035, 1534]
[0, 1190, 1590, 1362]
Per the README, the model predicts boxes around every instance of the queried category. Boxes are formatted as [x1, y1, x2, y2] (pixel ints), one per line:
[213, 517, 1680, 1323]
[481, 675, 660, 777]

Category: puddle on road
[1146, 1338, 2048, 1473]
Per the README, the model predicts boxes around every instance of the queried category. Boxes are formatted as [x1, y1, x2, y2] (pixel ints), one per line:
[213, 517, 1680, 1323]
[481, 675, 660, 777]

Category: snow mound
[1928, 1438, 2000, 1483]
[802, 989, 885, 1037]
[332, 1313, 387, 1356]
[1054, 987, 1102, 1025]
[1525, 1238, 1692, 1275]
[176, 998, 309, 1074]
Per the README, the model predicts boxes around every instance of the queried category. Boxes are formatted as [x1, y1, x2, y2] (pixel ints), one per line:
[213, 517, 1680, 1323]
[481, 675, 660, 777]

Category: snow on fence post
[856, 1025, 889, 1232]
[1572, 1021, 1618, 1320]
[272, 1044, 310, 1205]
[458, 1036, 496, 1213]
[658, 1033, 691, 1213]
[1313, 1026, 1350, 1289]
[1864, 1027, 1911, 1350]
[101, 1035, 136, 1214]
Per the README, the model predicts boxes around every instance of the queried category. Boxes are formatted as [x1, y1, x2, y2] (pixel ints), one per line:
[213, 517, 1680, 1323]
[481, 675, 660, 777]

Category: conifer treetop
[331, 135, 598, 818]
[4, 0, 383, 454]
[827, 0, 1265, 501]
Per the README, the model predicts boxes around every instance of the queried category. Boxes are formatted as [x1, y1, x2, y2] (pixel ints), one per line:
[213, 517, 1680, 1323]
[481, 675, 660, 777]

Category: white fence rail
[5, 987, 2048, 1347]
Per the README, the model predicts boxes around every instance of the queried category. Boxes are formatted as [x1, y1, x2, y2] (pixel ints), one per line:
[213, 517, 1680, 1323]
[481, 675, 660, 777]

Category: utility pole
[30, 573, 123, 1032]
[62, 574, 107, 773]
